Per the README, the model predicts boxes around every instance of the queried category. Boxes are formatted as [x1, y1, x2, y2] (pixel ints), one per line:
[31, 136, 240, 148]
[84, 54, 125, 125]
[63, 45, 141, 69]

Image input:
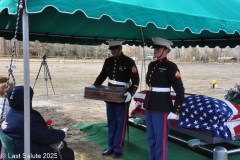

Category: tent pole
[139, 27, 146, 91]
[22, 8, 31, 160]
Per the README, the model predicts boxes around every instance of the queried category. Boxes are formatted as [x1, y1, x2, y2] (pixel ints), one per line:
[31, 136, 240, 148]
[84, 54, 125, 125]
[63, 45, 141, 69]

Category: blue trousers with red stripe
[106, 103, 128, 153]
[146, 110, 170, 160]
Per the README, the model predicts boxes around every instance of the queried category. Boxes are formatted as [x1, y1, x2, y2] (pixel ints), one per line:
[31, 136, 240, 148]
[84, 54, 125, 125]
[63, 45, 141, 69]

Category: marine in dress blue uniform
[94, 40, 139, 158]
[143, 37, 185, 160]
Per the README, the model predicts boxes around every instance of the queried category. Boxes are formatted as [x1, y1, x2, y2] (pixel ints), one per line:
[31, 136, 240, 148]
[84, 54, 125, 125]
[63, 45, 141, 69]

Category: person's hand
[64, 131, 68, 137]
[167, 112, 179, 120]
[61, 127, 68, 137]
[124, 92, 131, 102]
[1, 120, 8, 129]
[61, 129, 68, 137]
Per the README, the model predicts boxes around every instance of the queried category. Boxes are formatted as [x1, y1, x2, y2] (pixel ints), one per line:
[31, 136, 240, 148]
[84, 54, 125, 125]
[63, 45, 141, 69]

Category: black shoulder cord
[0, 0, 24, 123]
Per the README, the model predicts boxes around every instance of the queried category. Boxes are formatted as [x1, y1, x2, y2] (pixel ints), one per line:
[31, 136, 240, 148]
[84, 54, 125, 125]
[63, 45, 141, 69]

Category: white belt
[108, 79, 129, 87]
[149, 87, 171, 92]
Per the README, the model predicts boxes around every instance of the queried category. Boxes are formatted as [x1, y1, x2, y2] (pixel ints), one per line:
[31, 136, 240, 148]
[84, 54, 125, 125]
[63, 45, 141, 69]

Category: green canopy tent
[1, 0, 240, 47]
[1, 0, 240, 158]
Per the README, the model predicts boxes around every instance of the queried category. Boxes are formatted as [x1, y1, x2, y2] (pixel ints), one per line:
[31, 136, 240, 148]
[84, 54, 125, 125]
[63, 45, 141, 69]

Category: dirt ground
[0, 59, 239, 160]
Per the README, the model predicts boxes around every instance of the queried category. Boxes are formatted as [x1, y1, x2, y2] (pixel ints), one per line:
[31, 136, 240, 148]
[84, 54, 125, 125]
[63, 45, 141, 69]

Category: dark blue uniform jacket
[94, 53, 140, 106]
[143, 58, 185, 114]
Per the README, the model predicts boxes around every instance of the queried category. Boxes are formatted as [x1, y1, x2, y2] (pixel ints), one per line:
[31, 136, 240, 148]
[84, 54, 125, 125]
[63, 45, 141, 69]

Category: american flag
[178, 94, 240, 140]
[131, 91, 240, 140]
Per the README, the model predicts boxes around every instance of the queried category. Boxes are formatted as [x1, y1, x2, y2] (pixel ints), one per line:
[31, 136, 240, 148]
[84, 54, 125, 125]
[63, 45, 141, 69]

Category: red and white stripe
[132, 90, 240, 138]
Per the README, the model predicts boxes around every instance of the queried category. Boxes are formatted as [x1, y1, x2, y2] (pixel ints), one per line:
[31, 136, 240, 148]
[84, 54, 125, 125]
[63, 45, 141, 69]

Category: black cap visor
[109, 45, 120, 50]
[152, 44, 167, 49]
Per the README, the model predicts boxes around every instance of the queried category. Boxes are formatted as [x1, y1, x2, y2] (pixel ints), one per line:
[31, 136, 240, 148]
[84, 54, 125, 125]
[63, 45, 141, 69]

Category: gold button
[149, 86, 152, 91]
[114, 63, 116, 65]
[151, 71, 153, 73]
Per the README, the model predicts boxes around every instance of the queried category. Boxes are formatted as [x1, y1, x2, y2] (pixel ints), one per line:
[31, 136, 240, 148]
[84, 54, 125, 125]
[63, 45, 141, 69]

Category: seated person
[0, 81, 13, 120]
[2, 86, 74, 160]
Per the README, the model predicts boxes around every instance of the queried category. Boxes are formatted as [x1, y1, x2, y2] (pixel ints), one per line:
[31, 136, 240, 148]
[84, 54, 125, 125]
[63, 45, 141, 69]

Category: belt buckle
[112, 80, 116, 84]
[149, 86, 152, 91]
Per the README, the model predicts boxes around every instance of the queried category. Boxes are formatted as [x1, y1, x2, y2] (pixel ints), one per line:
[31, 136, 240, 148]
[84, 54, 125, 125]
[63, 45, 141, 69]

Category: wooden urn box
[84, 85, 127, 103]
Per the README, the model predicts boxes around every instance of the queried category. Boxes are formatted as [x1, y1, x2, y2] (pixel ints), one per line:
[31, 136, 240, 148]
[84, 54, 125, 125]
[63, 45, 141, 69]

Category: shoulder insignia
[175, 70, 181, 78]
[132, 66, 138, 74]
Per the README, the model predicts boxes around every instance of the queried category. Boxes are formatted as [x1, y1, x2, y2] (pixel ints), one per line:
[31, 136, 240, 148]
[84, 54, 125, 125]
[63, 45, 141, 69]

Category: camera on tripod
[33, 54, 55, 95]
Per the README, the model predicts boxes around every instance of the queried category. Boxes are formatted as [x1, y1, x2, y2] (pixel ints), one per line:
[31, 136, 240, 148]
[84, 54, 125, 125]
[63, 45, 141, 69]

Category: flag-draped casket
[131, 90, 240, 140]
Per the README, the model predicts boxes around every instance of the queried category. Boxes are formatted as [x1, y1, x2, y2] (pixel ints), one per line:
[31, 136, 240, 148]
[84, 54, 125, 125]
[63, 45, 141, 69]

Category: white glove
[167, 112, 179, 120]
[124, 92, 131, 102]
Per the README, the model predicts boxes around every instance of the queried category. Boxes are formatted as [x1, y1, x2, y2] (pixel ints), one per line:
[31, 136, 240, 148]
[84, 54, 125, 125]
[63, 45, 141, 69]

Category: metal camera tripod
[33, 55, 55, 95]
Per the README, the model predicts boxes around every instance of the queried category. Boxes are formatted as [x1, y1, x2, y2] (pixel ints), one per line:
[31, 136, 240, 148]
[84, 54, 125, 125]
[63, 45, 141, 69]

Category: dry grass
[0, 59, 239, 160]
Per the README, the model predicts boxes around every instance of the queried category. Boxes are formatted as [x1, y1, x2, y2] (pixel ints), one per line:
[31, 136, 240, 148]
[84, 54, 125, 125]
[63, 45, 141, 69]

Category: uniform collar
[114, 52, 124, 59]
[159, 57, 168, 62]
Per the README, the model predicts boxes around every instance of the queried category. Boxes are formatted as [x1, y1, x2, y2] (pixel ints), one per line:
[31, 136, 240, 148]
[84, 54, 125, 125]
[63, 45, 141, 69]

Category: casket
[131, 90, 240, 141]
[130, 90, 240, 156]
[84, 85, 127, 103]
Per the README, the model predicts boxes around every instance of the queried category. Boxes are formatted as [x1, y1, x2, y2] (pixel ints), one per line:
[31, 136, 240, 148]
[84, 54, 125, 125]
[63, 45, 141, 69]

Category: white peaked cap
[152, 37, 173, 48]
[107, 40, 124, 49]
[107, 40, 124, 46]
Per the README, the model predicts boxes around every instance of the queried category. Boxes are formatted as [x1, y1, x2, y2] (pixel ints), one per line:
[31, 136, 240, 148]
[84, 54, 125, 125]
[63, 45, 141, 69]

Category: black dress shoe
[112, 152, 122, 159]
[102, 150, 114, 156]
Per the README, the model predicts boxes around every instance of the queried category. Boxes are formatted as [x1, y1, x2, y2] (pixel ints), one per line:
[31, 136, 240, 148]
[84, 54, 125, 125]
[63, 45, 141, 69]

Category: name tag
[159, 68, 166, 72]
